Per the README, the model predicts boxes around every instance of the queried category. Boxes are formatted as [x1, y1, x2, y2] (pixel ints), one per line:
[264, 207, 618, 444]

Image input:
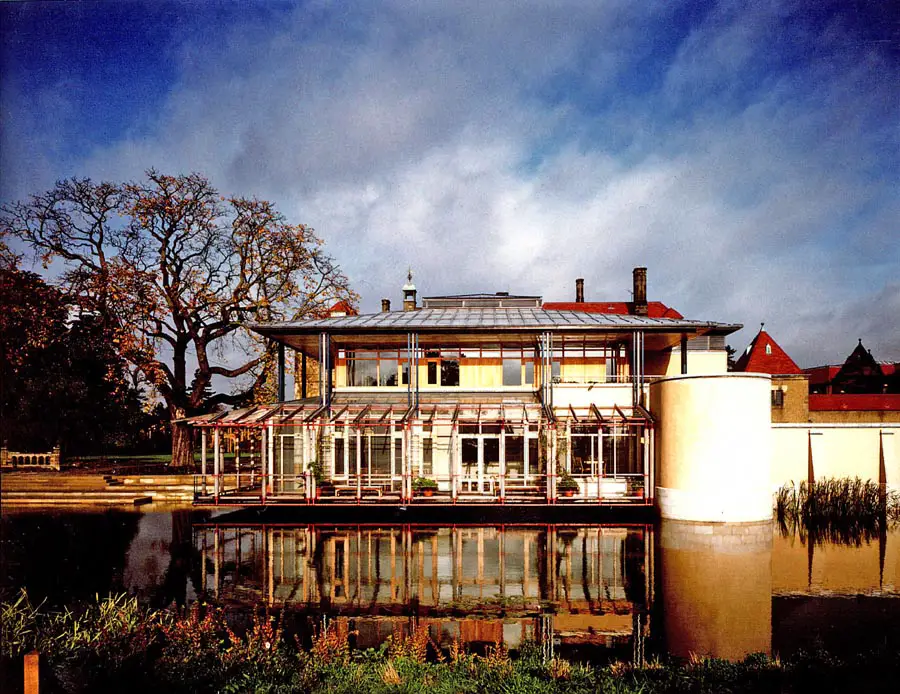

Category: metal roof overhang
[247, 311, 741, 353]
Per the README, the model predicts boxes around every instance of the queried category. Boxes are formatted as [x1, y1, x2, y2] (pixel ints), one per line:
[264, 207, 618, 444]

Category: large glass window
[571, 426, 599, 475]
[506, 436, 524, 475]
[348, 355, 377, 386]
[371, 434, 392, 475]
[334, 438, 346, 477]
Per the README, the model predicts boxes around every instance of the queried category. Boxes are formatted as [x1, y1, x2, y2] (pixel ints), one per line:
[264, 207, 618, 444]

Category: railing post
[24, 651, 40, 694]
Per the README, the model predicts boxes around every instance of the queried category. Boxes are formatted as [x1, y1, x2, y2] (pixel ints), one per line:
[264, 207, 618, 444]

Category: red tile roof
[327, 300, 358, 317]
[805, 365, 841, 384]
[541, 301, 684, 319]
[809, 394, 900, 411]
[733, 329, 802, 375]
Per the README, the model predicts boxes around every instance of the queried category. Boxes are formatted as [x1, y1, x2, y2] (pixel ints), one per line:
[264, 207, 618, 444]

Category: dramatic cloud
[2, 0, 897, 367]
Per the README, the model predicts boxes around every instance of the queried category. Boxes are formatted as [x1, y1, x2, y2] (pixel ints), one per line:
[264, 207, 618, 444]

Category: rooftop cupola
[402, 269, 417, 312]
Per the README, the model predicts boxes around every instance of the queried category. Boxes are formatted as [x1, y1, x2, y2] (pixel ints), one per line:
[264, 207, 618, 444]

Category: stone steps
[0, 472, 205, 505]
[2, 490, 154, 506]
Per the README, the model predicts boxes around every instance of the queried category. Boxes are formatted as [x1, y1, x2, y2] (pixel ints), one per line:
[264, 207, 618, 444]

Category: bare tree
[2, 171, 355, 465]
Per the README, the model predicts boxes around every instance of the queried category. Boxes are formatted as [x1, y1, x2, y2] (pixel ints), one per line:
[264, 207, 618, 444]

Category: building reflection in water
[195, 524, 652, 658]
[658, 519, 773, 660]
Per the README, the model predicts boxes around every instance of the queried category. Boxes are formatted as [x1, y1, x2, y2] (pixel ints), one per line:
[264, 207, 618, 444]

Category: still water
[2, 507, 899, 662]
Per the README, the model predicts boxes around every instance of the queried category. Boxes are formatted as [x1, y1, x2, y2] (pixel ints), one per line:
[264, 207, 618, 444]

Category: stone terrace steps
[0, 472, 206, 505]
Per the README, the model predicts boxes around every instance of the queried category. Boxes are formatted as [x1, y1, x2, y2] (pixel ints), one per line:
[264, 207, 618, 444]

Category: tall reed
[776, 477, 900, 544]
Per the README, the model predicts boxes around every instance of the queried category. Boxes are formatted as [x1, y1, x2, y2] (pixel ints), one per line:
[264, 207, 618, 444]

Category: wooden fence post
[24, 650, 40, 694]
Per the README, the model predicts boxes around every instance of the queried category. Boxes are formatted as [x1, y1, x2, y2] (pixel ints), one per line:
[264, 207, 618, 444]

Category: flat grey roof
[247, 308, 740, 335]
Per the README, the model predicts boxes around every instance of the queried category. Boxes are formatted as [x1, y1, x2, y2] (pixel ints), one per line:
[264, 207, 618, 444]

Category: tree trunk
[170, 419, 194, 468]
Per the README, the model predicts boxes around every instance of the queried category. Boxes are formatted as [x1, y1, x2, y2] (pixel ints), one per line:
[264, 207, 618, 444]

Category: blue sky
[2, 0, 898, 367]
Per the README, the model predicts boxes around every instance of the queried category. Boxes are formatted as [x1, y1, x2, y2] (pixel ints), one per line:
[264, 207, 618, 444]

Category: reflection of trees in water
[1, 511, 140, 607]
[153, 509, 203, 609]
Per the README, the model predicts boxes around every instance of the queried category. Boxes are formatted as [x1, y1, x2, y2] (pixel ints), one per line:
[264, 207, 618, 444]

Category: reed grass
[776, 477, 900, 544]
[3, 590, 900, 693]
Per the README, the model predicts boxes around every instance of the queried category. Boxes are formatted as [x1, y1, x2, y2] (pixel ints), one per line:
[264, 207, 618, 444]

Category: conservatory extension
[188, 272, 739, 507]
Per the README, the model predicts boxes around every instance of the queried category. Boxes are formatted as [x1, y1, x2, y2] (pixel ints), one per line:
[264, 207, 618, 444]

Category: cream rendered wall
[551, 383, 635, 410]
[651, 373, 772, 522]
[771, 425, 900, 492]
[663, 350, 729, 376]
[770, 428, 809, 488]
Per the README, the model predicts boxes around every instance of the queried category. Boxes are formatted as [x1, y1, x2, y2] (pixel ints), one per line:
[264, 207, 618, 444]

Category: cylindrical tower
[650, 373, 772, 523]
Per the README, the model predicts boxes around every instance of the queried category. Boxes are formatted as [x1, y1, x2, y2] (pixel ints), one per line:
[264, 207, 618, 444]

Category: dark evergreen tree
[0, 267, 145, 454]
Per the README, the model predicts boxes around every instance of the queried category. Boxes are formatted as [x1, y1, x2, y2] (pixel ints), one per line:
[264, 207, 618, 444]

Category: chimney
[402, 269, 417, 312]
[381, 298, 391, 313]
[575, 278, 584, 303]
[633, 267, 648, 315]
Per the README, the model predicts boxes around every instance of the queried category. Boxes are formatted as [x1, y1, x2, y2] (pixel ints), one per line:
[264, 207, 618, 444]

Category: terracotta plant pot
[422, 489, 434, 498]
[561, 490, 575, 498]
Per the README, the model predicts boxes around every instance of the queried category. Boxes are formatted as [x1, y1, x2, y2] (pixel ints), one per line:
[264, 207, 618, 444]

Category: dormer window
[765, 344, 772, 355]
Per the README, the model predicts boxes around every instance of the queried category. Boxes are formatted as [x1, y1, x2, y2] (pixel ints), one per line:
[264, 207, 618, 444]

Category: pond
[2, 506, 899, 663]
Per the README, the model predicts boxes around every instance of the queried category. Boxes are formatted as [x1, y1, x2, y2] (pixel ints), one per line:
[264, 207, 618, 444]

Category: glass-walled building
[189, 269, 738, 506]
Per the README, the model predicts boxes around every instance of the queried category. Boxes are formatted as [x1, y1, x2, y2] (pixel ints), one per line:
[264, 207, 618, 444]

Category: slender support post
[24, 651, 39, 694]
[499, 422, 506, 503]
[267, 422, 275, 496]
[201, 429, 208, 495]
[277, 342, 286, 403]
[356, 428, 362, 502]
[680, 333, 688, 374]
[235, 438, 241, 490]
[213, 427, 221, 502]
[260, 428, 267, 504]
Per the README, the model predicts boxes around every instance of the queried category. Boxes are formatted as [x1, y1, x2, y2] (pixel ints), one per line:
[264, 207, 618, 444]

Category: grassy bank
[776, 477, 900, 544]
[3, 592, 899, 693]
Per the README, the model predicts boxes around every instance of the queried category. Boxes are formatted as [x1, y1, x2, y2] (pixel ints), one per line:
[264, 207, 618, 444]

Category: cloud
[3, 0, 898, 368]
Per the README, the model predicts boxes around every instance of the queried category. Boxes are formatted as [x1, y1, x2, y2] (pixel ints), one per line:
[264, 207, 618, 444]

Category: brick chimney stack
[575, 278, 584, 303]
[381, 298, 391, 312]
[633, 267, 648, 315]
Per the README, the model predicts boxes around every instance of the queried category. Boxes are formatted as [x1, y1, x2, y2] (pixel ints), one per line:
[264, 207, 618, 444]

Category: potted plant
[557, 472, 579, 498]
[413, 477, 438, 497]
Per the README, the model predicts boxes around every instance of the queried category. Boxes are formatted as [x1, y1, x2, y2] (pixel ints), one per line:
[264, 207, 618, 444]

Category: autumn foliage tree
[1, 172, 355, 466]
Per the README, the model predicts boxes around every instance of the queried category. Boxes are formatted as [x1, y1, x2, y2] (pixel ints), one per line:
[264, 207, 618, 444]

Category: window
[771, 389, 784, 407]
[765, 344, 772, 355]
[347, 354, 377, 386]
[379, 357, 397, 386]
[422, 439, 433, 476]
[605, 357, 618, 383]
[441, 359, 459, 386]
[427, 361, 438, 385]
[503, 358, 521, 386]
